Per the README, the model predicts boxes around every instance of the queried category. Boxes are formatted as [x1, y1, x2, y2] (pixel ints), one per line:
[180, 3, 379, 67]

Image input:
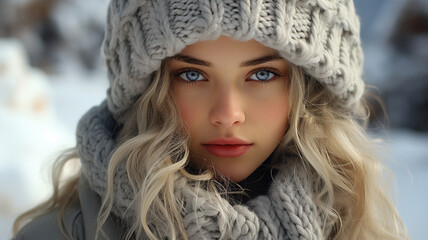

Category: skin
[171, 35, 290, 183]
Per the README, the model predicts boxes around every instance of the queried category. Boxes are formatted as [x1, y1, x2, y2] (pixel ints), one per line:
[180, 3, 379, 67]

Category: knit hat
[102, 0, 364, 120]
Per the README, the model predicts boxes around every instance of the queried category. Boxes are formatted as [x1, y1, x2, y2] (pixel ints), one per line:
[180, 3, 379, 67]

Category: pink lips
[202, 137, 253, 157]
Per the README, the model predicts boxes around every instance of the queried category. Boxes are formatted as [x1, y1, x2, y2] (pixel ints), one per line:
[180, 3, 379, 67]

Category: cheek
[248, 86, 290, 134]
[176, 99, 195, 125]
[172, 87, 204, 132]
[262, 97, 289, 126]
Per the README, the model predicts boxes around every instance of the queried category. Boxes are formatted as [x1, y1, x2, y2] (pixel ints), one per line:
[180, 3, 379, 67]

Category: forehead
[178, 35, 278, 61]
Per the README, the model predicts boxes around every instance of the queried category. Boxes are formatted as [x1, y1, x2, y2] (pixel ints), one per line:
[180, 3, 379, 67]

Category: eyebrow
[172, 53, 283, 67]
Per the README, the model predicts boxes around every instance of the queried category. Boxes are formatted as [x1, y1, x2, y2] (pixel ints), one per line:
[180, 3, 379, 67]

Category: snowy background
[0, 0, 427, 239]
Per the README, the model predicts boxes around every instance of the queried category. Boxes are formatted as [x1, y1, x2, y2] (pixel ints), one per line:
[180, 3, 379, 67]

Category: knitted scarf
[77, 101, 324, 239]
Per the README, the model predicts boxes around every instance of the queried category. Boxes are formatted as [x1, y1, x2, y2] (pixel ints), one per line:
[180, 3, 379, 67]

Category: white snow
[382, 130, 428, 240]
[0, 38, 107, 238]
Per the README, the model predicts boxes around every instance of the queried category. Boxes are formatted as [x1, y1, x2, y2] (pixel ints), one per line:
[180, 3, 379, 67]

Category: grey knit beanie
[102, 0, 364, 120]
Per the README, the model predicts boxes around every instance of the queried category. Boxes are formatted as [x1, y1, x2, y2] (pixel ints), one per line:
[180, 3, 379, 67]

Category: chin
[215, 168, 251, 183]
[228, 175, 248, 183]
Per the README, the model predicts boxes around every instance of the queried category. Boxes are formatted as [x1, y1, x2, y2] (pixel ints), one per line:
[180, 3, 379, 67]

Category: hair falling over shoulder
[12, 148, 81, 240]
[14, 61, 408, 240]
[281, 66, 408, 239]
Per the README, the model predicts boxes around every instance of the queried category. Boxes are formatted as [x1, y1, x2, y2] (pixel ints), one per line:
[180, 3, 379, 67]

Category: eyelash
[173, 67, 282, 85]
[249, 67, 281, 84]
[173, 67, 206, 86]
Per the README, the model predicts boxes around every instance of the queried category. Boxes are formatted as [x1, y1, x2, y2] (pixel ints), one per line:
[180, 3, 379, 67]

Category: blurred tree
[0, 0, 108, 73]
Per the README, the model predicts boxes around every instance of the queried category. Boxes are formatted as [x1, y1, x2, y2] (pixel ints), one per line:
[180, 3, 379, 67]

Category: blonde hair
[282, 68, 408, 239]
[14, 60, 408, 240]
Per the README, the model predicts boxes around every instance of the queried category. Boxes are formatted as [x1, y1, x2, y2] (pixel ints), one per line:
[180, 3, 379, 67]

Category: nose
[209, 88, 245, 127]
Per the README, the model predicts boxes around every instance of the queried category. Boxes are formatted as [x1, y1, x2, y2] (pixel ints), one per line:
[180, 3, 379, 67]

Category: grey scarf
[77, 101, 323, 239]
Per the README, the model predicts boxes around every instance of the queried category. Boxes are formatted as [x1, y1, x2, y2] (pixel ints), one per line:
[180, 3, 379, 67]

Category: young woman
[14, 0, 408, 239]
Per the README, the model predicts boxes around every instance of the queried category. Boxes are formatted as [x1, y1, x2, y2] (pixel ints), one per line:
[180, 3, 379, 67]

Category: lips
[202, 138, 253, 157]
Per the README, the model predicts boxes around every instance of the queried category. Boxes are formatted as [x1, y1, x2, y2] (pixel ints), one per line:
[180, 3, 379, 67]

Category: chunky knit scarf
[77, 101, 323, 239]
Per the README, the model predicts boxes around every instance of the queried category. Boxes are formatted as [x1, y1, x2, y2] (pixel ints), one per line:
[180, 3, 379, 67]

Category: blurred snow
[0, 38, 107, 238]
[48, 65, 109, 131]
[381, 130, 428, 240]
[0, 39, 51, 115]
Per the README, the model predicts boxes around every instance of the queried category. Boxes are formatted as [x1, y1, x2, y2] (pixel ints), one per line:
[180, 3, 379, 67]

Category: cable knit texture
[102, 0, 364, 120]
[77, 101, 323, 239]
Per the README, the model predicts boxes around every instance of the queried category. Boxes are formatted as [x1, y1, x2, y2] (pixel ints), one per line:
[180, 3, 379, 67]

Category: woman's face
[171, 35, 290, 182]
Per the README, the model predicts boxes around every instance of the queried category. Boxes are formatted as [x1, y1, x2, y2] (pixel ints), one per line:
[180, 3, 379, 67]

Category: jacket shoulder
[14, 204, 84, 240]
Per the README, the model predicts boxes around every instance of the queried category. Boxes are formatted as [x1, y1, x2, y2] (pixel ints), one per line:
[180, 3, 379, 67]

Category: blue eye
[178, 71, 205, 82]
[249, 70, 277, 81]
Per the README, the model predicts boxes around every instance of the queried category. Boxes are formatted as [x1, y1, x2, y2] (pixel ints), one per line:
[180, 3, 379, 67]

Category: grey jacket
[14, 176, 124, 240]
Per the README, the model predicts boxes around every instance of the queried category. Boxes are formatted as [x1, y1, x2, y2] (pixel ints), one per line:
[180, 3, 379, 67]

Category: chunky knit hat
[102, 0, 364, 120]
